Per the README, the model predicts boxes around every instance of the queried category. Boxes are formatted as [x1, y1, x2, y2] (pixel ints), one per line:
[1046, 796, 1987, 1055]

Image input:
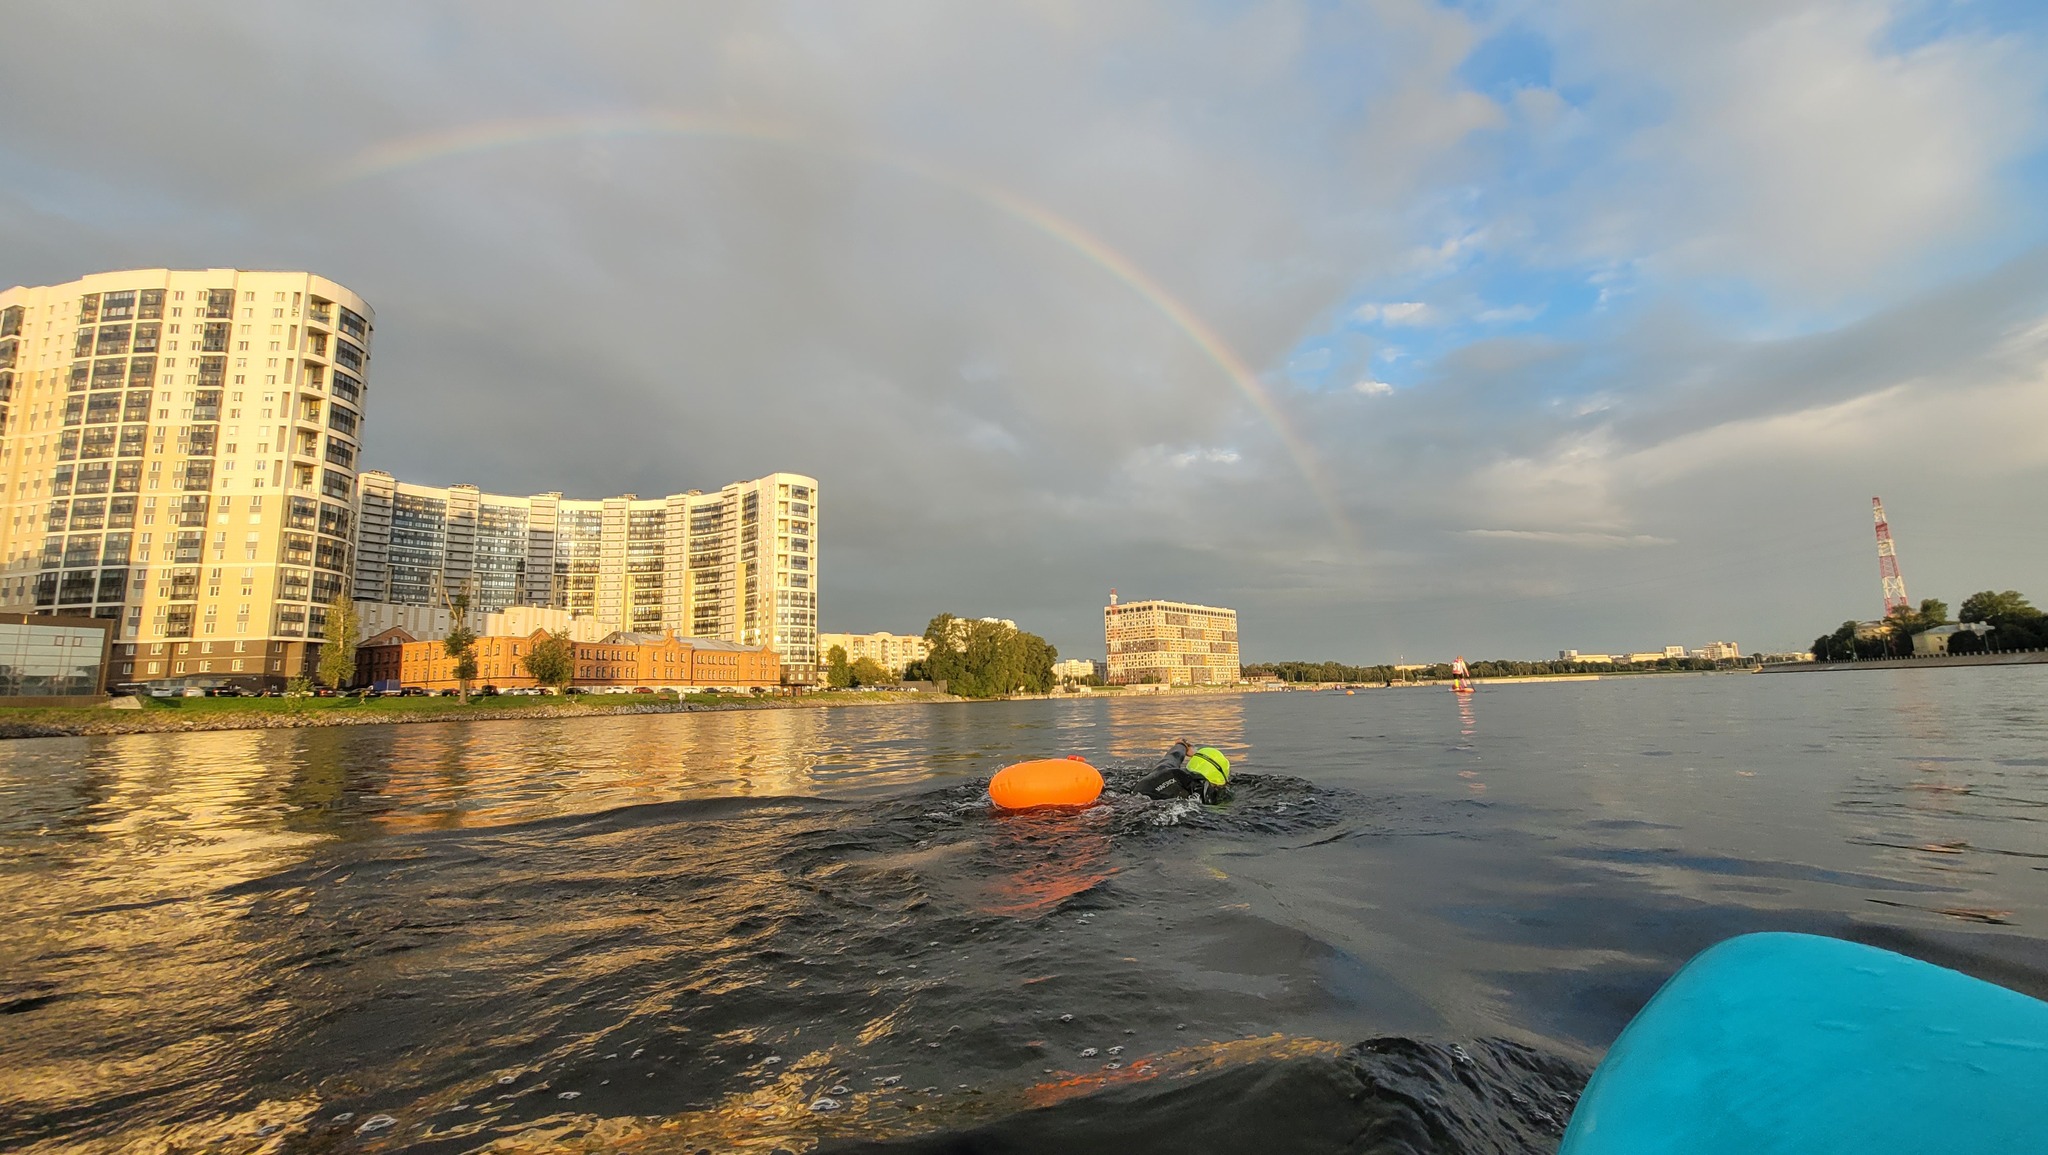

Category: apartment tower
[0, 270, 371, 687]
[353, 471, 819, 674]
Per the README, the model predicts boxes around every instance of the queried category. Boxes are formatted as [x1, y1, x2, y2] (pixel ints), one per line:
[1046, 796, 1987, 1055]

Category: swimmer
[1134, 738, 1231, 803]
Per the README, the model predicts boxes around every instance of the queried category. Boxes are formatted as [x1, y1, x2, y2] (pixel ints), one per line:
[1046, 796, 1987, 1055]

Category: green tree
[522, 631, 575, 691]
[317, 593, 360, 689]
[1957, 589, 2046, 650]
[848, 656, 892, 687]
[1917, 598, 1949, 626]
[825, 644, 853, 689]
[917, 614, 1056, 698]
[444, 624, 478, 702]
[1958, 590, 2035, 623]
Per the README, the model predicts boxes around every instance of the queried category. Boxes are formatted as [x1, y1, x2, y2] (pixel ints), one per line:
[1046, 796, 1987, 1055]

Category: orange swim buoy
[989, 757, 1104, 811]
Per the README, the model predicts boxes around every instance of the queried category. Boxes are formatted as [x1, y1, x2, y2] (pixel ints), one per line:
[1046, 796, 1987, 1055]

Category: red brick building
[359, 628, 781, 691]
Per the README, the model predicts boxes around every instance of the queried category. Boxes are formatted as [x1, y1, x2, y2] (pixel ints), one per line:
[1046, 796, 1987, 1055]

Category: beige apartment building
[1104, 595, 1240, 685]
[818, 630, 928, 675]
[353, 471, 819, 675]
[0, 270, 371, 687]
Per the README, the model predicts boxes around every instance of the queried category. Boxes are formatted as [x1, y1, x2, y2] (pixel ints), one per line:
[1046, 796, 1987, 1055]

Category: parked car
[181, 686, 206, 697]
[631, 686, 654, 694]
[563, 686, 587, 695]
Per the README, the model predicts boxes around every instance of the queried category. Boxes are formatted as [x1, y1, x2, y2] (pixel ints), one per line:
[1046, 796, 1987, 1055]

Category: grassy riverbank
[0, 688, 951, 739]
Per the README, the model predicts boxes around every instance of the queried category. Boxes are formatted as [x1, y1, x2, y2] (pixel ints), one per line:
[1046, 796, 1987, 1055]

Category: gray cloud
[3, 1, 2045, 661]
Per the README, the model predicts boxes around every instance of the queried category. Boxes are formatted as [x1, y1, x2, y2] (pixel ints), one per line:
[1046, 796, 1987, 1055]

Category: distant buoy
[1345, 689, 1355, 695]
[989, 758, 1103, 811]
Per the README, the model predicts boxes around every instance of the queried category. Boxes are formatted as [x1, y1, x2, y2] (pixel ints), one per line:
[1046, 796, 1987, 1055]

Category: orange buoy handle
[989, 758, 1104, 810]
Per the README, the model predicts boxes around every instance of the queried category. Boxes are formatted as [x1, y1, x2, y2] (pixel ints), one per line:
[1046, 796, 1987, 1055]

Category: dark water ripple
[2, 672, 2044, 1152]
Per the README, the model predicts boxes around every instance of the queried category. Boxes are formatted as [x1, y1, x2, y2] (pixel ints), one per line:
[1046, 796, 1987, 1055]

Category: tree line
[1811, 590, 2046, 661]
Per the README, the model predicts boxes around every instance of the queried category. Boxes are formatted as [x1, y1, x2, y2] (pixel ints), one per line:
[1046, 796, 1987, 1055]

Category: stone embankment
[1761, 650, 2048, 673]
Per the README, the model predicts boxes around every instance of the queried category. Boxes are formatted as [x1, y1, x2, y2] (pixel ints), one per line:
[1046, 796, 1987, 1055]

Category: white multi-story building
[0, 270, 371, 687]
[818, 630, 927, 675]
[353, 471, 819, 675]
[1051, 657, 1105, 683]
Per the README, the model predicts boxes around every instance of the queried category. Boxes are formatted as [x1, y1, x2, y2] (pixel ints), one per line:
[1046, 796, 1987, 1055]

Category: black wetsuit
[1135, 744, 1226, 803]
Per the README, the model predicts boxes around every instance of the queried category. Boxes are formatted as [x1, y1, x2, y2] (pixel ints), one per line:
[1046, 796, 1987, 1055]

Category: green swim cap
[1187, 746, 1230, 786]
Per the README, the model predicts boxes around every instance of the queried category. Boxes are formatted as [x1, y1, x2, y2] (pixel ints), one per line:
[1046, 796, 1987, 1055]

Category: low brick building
[360, 628, 780, 691]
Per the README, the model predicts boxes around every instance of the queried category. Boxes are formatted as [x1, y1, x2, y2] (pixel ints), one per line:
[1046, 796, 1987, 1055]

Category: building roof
[691, 638, 767, 653]
[601, 630, 677, 645]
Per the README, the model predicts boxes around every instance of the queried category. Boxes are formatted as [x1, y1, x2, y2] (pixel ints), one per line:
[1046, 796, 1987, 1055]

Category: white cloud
[1476, 303, 1543, 324]
[1352, 378, 1395, 396]
[1531, 0, 2048, 301]
[1353, 300, 1434, 325]
[1170, 447, 1243, 467]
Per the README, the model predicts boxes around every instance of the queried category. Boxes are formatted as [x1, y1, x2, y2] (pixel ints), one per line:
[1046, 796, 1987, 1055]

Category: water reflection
[2, 680, 2043, 1155]
[1454, 687, 1484, 793]
[1104, 693, 1246, 765]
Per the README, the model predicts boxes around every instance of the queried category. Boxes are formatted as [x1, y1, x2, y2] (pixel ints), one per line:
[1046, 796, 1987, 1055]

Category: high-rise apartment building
[0, 270, 371, 687]
[1103, 595, 1241, 685]
[353, 471, 819, 674]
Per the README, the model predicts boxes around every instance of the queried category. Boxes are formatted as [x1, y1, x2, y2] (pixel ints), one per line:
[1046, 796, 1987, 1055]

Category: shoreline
[1760, 651, 2048, 673]
[0, 664, 1880, 739]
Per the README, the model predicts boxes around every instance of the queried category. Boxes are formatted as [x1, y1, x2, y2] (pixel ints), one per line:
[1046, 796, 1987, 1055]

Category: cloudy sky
[6, 1, 2047, 661]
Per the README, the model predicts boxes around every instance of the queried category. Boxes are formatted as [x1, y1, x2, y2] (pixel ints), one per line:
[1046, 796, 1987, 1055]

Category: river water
[2, 670, 2044, 1153]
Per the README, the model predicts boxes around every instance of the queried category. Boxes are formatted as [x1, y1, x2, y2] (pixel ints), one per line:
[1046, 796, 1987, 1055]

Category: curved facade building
[353, 471, 819, 674]
[0, 269, 371, 686]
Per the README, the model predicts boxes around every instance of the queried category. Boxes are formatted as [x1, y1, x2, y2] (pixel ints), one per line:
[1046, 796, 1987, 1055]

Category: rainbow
[328, 111, 1355, 546]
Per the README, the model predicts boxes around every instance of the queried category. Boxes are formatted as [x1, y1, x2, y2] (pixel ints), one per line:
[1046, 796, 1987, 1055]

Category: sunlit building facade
[0, 269, 371, 687]
[358, 627, 781, 692]
[1104, 596, 1241, 686]
[354, 471, 819, 675]
[818, 630, 928, 675]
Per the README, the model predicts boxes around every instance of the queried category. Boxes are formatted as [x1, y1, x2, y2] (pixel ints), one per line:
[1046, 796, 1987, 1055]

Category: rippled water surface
[3, 670, 2045, 1153]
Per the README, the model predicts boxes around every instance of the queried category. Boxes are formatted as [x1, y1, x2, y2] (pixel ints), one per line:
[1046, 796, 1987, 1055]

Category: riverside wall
[1760, 650, 2048, 673]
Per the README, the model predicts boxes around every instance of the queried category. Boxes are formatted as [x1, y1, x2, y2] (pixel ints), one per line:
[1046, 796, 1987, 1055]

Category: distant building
[1625, 652, 1668, 664]
[1662, 645, 1688, 659]
[1911, 622, 1990, 656]
[1699, 641, 1742, 661]
[358, 627, 780, 692]
[1051, 657, 1105, 683]
[1558, 650, 1618, 664]
[819, 630, 928, 675]
[1104, 596, 1240, 686]
[354, 470, 818, 676]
